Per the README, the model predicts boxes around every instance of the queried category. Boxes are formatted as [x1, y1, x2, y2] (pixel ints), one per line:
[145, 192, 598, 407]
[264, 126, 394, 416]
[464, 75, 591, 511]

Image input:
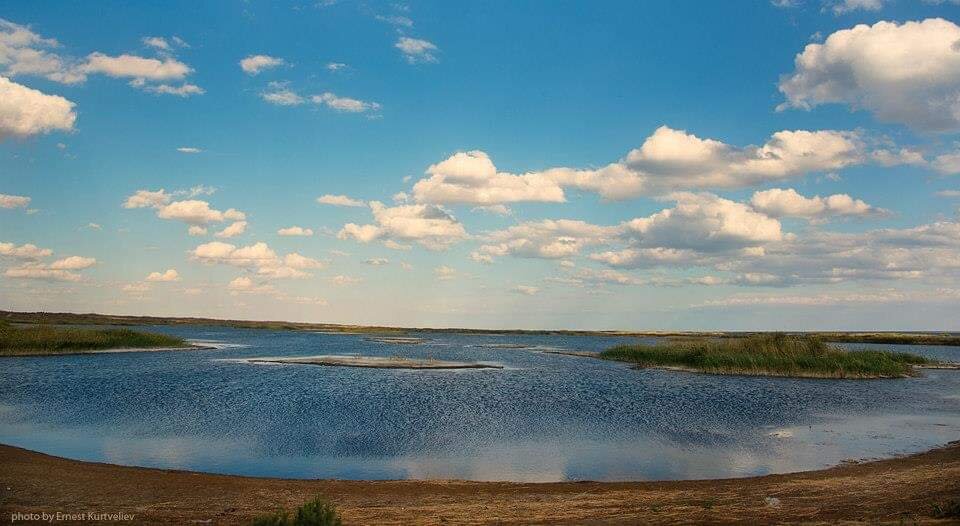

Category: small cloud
[215, 221, 248, 238]
[177, 147, 202, 154]
[383, 240, 411, 251]
[278, 226, 314, 236]
[177, 185, 216, 198]
[240, 54, 286, 75]
[146, 269, 180, 282]
[364, 258, 389, 266]
[311, 92, 380, 113]
[331, 274, 362, 286]
[122, 282, 151, 293]
[85, 222, 102, 230]
[472, 204, 511, 216]
[317, 194, 365, 207]
[142, 36, 171, 51]
[326, 62, 348, 71]
[0, 194, 31, 209]
[143, 83, 204, 97]
[513, 285, 539, 296]
[376, 14, 414, 28]
[261, 84, 304, 106]
[395, 37, 438, 63]
[228, 276, 274, 293]
[434, 265, 456, 280]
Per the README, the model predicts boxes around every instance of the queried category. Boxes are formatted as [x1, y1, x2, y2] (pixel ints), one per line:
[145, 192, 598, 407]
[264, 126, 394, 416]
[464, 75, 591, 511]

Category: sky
[2, 0, 960, 330]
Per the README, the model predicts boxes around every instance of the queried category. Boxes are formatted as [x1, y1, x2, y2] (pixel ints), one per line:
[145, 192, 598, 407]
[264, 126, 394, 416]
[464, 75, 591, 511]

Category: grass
[251, 497, 342, 526]
[932, 499, 960, 519]
[0, 321, 188, 356]
[600, 334, 932, 379]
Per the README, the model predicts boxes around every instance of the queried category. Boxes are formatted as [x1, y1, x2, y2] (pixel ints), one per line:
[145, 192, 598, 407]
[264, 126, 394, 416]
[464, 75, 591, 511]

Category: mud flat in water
[244, 355, 502, 369]
[363, 336, 427, 345]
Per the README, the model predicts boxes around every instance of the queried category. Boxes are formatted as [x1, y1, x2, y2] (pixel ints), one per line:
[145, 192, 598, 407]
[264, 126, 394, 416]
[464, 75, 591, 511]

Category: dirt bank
[2, 442, 959, 524]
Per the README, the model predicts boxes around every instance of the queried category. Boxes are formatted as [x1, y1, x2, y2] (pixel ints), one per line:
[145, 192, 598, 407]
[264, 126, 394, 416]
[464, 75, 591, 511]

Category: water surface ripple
[1, 326, 958, 481]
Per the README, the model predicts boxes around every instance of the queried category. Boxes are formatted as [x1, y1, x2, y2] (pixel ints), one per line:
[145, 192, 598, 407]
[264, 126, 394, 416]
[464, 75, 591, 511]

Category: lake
[1, 326, 958, 482]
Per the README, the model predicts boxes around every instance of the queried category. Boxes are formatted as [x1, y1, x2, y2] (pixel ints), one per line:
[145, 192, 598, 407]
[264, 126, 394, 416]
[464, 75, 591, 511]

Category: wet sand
[1, 442, 957, 525]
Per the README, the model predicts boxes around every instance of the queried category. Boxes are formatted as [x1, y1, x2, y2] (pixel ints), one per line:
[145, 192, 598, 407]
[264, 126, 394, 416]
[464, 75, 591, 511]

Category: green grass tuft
[600, 334, 931, 379]
[0, 323, 188, 356]
[251, 497, 342, 526]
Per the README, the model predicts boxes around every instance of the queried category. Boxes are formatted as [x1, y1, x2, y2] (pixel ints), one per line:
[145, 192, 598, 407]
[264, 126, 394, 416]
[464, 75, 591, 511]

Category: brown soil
[2, 442, 959, 525]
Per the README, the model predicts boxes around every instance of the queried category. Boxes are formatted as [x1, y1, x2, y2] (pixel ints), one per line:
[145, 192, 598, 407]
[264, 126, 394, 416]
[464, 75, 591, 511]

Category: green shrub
[251, 497, 341, 526]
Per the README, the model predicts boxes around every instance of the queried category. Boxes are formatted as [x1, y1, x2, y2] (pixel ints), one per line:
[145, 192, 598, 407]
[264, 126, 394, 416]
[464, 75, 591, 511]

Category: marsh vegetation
[600, 334, 932, 378]
[0, 321, 188, 356]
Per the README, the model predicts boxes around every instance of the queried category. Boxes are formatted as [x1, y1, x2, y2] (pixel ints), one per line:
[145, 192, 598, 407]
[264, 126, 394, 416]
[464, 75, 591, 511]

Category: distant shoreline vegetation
[600, 334, 933, 379]
[1, 310, 959, 346]
[0, 321, 188, 356]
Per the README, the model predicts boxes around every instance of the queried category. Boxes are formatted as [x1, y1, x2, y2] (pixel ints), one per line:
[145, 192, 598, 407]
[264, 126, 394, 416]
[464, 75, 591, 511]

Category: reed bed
[600, 334, 931, 378]
[0, 322, 187, 356]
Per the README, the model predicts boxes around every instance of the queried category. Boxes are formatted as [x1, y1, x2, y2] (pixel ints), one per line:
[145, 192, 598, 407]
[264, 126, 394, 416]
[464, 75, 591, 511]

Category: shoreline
[4, 310, 959, 346]
[1, 442, 958, 524]
[0, 344, 215, 358]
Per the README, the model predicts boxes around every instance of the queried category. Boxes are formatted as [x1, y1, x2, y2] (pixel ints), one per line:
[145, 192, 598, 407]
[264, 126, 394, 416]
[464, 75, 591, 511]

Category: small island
[363, 336, 426, 345]
[600, 334, 943, 379]
[244, 355, 503, 369]
[0, 321, 194, 357]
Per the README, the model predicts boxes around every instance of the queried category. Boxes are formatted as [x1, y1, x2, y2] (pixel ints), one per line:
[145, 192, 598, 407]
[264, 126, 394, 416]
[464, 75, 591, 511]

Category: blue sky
[2, 0, 960, 330]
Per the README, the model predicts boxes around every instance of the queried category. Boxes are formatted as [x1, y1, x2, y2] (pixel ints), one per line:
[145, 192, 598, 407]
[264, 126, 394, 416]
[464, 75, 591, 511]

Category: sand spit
[539, 350, 600, 358]
[4, 344, 215, 357]
[916, 362, 960, 370]
[363, 337, 427, 345]
[243, 355, 502, 370]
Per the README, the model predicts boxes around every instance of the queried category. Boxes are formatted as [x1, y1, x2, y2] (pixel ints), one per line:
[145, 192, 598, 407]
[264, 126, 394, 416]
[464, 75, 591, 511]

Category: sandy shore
[1, 442, 958, 525]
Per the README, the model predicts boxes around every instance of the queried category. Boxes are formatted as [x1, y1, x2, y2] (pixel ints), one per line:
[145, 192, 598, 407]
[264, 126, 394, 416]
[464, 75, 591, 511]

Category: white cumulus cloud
[337, 201, 468, 250]
[750, 188, 887, 220]
[0, 76, 76, 139]
[779, 18, 960, 132]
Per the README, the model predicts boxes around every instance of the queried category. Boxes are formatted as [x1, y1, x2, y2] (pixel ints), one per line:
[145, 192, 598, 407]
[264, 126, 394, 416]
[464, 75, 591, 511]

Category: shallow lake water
[1, 326, 959, 482]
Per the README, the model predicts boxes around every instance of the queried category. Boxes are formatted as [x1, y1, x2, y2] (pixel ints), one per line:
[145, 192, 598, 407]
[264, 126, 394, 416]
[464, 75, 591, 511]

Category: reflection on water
[0, 327, 958, 482]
